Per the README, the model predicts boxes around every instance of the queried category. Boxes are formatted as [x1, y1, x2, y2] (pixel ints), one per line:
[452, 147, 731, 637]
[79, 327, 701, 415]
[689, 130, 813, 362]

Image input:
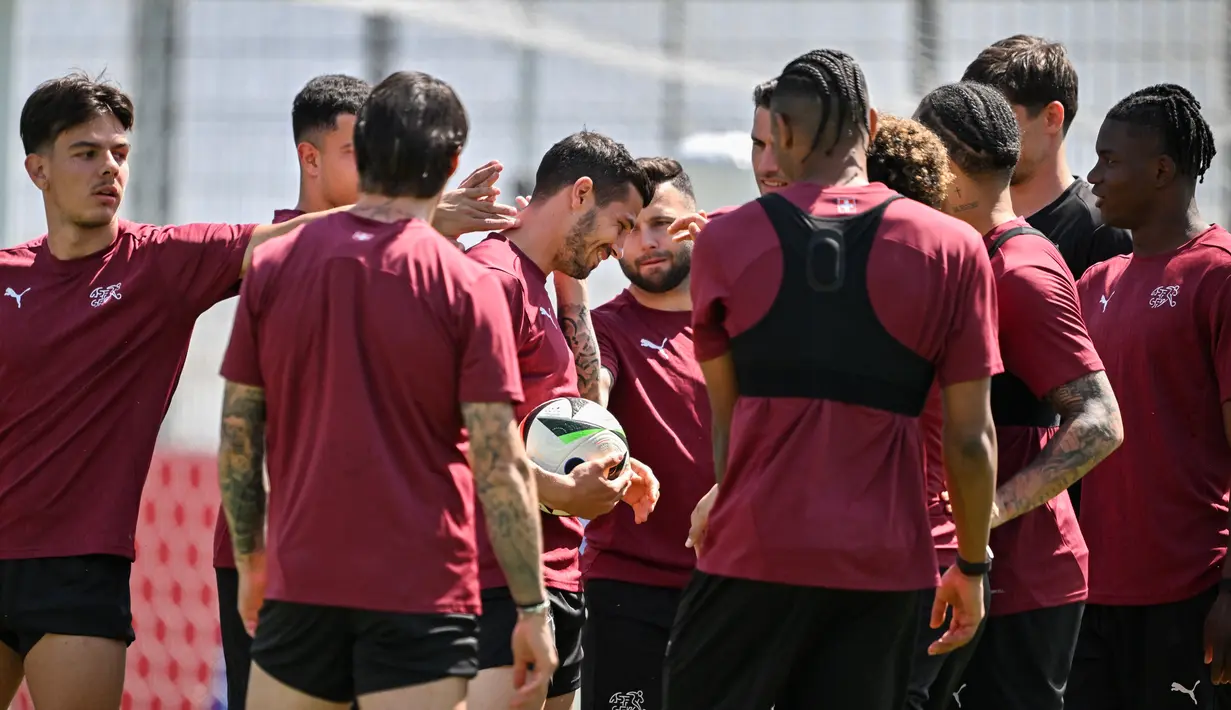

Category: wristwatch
[956, 547, 994, 577]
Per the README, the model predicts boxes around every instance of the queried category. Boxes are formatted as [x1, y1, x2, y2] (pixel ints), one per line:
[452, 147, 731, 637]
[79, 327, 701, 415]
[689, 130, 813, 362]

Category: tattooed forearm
[462, 401, 547, 606]
[218, 381, 268, 557]
[994, 371, 1123, 526]
[559, 302, 602, 402]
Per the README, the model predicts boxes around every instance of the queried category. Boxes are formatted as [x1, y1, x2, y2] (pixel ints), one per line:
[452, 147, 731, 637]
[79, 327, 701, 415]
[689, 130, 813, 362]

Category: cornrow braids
[1106, 83, 1216, 183]
[772, 49, 871, 155]
[914, 81, 1020, 178]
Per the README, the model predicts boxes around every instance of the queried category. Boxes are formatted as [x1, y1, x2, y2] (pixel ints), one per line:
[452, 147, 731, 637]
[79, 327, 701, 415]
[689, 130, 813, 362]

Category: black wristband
[956, 555, 992, 577]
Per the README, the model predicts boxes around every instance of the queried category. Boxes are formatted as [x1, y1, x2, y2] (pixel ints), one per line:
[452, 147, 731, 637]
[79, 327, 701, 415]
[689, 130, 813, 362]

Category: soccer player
[217, 70, 559, 710]
[751, 79, 788, 195]
[1069, 84, 1231, 710]
[211, 72, 524, 710]
[465, 131, 656, 710]
[867, 114, 989, 710]
[668, 49, 1000, 710]
[0, 72, 333, 710]
[915, 81, 1124, 710]
[579, 157, 711, 710]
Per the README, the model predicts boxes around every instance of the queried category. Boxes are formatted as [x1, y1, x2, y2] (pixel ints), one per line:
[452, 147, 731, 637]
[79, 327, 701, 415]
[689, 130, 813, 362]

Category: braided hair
[771, 49, 871, 156]
[1106, 83, 1216, 183]
[915, 82, 1020, 179]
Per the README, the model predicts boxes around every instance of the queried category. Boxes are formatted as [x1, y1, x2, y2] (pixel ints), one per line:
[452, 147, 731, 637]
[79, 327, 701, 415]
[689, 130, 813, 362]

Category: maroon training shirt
[0, 220, 254, 560]
[582, 290, 713, 589]
[690, 182, 1002, 591]
[1078, 225, 1231, 606]
[220, 214, 523, 614]
[467, 234, 584, 592]
[921, 386, 956, 569]
[215, 208, 304, 571]
[983, 217, 1100, 616]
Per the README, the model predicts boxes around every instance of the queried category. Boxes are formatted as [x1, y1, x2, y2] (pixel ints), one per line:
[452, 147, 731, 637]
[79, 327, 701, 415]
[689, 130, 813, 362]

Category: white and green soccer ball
[520, 397, 630, 516]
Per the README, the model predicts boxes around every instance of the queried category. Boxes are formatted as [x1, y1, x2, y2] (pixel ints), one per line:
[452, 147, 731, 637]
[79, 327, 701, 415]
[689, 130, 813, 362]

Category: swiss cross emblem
[836, 197, 856, 214]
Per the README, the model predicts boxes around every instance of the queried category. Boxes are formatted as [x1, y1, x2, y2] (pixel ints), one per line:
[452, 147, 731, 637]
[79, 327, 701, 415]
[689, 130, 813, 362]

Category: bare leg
[467, 666, 549, 710]
[23, 634, 125, 710]
[358, 677, 466, 710]
[247, 661, 350, 710]
[0, 642, 24, 708]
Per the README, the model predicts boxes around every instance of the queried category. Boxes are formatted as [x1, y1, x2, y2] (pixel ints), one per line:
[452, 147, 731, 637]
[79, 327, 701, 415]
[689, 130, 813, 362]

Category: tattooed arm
[462, 401, 547, 606]
[219, 381, 268, 559]
[991, 371, 1123, 527]
[555, 275, 602, 401]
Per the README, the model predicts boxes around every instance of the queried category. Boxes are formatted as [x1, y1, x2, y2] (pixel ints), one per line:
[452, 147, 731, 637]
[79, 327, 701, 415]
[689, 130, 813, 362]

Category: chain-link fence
[3, 1, 1227, 706]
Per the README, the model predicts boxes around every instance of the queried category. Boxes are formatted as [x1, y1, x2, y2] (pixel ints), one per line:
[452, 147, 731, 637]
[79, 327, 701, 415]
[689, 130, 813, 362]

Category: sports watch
[955, 547, 994, 577]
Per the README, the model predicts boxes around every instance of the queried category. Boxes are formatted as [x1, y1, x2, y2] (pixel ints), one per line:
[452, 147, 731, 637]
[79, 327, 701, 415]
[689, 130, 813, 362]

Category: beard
[557, 208, 599, 279]
[620, 244, 692, 294]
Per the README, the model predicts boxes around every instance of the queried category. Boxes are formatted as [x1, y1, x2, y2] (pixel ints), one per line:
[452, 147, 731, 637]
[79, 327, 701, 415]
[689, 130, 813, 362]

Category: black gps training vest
[729, 192, 934, 416]
[987, 226, 1061, 428]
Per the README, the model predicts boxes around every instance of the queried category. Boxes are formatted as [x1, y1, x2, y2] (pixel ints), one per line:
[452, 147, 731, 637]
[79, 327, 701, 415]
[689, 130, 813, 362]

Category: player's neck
[350, 193, 437, 224]
[1131, 199, 1210, 256]
[294, 182, 340, 215]
[955, 185, 1016, 237]
[1009, 146, 1074, 218]
[794, 150, 870, 189]
[502, 206, 558, 275]
[629, 279, 691, 312]
[44, 208, 119, 261]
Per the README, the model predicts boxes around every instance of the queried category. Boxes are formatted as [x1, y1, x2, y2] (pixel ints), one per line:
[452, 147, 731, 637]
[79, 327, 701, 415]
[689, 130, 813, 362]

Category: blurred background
[1, 0, 1227, 707]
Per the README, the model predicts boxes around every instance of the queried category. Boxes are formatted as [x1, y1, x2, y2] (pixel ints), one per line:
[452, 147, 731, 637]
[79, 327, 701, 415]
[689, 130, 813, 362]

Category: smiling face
[751, 106, 787, 194]
[555, 182, 641, 279]
[25, 112, 129, 229]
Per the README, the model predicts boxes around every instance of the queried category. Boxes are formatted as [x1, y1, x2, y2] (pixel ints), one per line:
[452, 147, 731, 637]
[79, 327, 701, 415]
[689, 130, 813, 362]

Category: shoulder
[880, 199, 986, 259]
[0, 238, 43, 266]
[593, 291, 636, 326]
[996, 229, 1070, 276]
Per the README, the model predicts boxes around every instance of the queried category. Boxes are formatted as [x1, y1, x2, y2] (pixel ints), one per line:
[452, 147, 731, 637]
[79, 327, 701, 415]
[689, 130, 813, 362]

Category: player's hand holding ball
[510, 602, 558, 708]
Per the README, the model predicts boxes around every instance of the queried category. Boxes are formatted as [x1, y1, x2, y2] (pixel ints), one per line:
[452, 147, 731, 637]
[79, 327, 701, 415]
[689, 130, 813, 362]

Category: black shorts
[955, 601, 1083, 710]
[905, 569, 991, 710]
[581, 579, 681, 710]
[478, 586, 585, 698]
[664, 571, 923, 710]
[215, 567, 252, 710]
[250, 599, 479, 703]
[1068, 586, 1231, 710]
[0, 555, 135, 656]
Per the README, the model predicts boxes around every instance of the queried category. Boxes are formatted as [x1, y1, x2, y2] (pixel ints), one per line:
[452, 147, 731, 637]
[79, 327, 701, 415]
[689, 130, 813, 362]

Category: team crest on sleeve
[1148, 285, 1180, 309]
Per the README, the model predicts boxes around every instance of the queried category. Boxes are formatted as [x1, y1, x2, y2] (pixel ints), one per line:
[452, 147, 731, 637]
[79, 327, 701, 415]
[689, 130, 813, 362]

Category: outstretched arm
[219, 381, 268, 560]
[992, 372, 1122, 526]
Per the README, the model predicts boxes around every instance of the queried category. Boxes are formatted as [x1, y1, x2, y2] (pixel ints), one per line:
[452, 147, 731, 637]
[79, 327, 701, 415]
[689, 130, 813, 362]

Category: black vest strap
[729, 192, 935, 416]
[987, 226, 1061, 428]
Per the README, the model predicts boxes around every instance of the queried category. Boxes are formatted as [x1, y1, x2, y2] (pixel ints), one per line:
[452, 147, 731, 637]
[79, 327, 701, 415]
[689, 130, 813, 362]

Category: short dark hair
[771, 49, 872, 156]
[20, 71, 135, 155]
[867, 115, 954, 210]
[353, 71, 467, 198]
[753, 79, 777, 109]
[916, 82, 1020, 179]
[530, 131, 653, 208]
[962, 35, 1079, 134]
[292, 74, 370, 143]
[1106, 83, 1216, 183]
[636, 156, 695, 205]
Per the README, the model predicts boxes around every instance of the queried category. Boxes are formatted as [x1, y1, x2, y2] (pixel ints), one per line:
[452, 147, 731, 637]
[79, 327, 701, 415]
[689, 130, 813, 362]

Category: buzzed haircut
[530, 131, 653, 208]
[962, 35, 1079, 134]
[915, 82, 1021, 179]
[353, 71, 467, 198]
[292, 74, 371, 143]
[20, 71, 135, 155]
[770, 49, 872, 156]
[1106, 83, 1216, 183]
[867, 115, 954, 210]
[636, 156, 696, 207]
[753, 79, 777, 110]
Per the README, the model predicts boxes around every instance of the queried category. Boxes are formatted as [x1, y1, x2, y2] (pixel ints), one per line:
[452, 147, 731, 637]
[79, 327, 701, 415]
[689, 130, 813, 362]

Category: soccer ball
[520, 397, 630, 516]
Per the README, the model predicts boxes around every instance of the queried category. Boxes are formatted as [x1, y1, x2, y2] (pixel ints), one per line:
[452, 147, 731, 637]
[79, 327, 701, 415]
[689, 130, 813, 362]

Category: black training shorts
[0, 554, 135, 656]
[478, 586, 586, 699]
